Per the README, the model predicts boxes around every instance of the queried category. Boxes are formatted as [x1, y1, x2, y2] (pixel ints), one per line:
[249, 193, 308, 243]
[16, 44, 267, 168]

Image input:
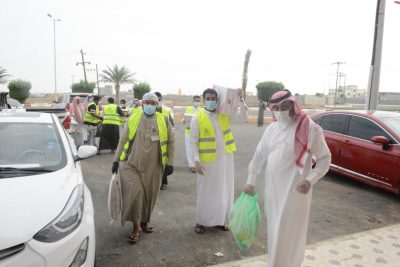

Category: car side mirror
[74, 145, 98, 162]
[371, 136, 390, 150]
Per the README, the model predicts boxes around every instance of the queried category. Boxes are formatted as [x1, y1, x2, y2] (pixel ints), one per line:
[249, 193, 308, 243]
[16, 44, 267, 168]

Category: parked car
[6, 98, 23, 109]
[0, 111, 97, 266]
[311, 110, 400, 194]
[55, 93, 92, 111]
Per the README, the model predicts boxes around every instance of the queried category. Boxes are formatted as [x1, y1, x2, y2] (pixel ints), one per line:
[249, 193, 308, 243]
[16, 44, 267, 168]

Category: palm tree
[0, 67, 11, 84]
[100, 65, 135, 103]
[241, 49, 252, 100]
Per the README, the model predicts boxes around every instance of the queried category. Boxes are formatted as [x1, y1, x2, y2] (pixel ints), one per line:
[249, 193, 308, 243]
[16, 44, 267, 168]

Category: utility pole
[87, 64, 101, 95]
[331, 61, 345, 105]
[339, 72, 346, 101]
[366, 0, 386, 111]
[76, 49, 90, 82]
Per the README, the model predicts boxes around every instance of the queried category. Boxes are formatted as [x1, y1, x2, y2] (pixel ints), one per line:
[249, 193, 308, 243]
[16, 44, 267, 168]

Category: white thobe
[247, 120, 331, 267]
[190, 105, 247, 226]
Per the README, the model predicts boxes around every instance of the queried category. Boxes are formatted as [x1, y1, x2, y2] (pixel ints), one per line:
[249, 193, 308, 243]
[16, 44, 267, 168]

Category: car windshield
[379, 116, 400, 138]
[69, 95, 88, 104]
[0, 122, 67, 177]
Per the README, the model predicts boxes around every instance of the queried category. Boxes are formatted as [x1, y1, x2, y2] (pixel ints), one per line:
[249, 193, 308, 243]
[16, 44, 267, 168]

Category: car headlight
[33, 184, 84, 242]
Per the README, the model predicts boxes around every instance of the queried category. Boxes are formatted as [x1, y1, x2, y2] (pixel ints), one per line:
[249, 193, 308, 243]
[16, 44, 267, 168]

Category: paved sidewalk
[213, 224, 400, 267]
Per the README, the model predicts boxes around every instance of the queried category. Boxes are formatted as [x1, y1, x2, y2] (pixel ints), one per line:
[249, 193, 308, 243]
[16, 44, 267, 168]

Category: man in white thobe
[244, 89, 331, 267]
[190, 88, 246, 234]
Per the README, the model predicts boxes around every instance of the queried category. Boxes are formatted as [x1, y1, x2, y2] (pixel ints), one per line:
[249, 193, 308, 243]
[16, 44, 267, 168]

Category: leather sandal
[218, 224, 230, 231]
[141, 223, 154, 233]
[194, 224, 205, 234]
[128, 231, 142, 243]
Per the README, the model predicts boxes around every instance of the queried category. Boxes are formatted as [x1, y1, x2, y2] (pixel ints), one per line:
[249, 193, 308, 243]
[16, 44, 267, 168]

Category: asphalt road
[81, 122, 400, 267]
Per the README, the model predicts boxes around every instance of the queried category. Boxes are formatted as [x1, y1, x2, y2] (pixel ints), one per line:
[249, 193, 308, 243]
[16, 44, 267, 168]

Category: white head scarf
[142, 92, 159, 102]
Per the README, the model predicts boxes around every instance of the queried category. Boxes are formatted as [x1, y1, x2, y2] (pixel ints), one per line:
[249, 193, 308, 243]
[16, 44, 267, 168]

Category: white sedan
[0, 111, 97, 267]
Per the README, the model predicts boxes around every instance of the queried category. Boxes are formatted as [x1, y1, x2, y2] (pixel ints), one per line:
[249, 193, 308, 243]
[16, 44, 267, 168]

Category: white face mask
[274, 110, 292, 123]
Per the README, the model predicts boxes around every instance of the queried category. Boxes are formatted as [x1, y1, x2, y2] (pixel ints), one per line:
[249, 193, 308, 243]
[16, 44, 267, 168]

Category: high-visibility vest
[84, 102, 101, 125]
[185, 106, 198, 135]
[119, 109, 168, 167]
[196, 108, 236, 163]
[160, 107, 170, 120]
[103, 104, 121, 125]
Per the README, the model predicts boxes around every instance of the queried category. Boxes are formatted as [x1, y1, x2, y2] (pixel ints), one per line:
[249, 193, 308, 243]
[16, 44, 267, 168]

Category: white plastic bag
[107, 174, 122, 223]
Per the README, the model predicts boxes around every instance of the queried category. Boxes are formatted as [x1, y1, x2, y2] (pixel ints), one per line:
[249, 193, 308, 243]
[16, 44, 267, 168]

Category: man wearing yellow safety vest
[190, 88, 247, 234]
[111, 92, 175, 243]
[154, 91, 174, 190]
[98, 97, 125, 155]
[83, 95, 103, 147]
[182, 95, 201, 173]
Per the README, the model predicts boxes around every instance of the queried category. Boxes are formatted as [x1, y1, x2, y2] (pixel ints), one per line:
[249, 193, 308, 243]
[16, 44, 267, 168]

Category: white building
[328, 85, 366, 99]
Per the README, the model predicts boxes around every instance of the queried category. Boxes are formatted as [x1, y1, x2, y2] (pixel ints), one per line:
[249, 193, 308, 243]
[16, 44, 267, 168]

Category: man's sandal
[194, 224, 205, 234]
[141, 223, 154, 233]
[128, 231, 142, 243]
[218, 224, 230, 231]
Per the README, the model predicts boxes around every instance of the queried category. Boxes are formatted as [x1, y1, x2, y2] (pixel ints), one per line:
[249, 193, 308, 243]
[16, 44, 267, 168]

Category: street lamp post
[47, 13, 61, 102]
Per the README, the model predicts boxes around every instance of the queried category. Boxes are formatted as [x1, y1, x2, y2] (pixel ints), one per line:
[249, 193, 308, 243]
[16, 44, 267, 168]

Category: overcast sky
[1, 0, 399, 96]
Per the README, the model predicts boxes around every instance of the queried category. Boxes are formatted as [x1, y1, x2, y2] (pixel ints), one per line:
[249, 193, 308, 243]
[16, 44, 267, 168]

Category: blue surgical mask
[205, 100, 217, 111]
[143, 104, 156, 115]
[157, 101, 162, 108]
[193, 102, 200, 108]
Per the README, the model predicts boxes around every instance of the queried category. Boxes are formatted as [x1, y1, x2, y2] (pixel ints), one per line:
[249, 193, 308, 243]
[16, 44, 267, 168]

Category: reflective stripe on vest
[103, 104, 120, 125]
[119, 110, 168, 167]
[197, 109, 236, 163]
[83, 102, 101, 124]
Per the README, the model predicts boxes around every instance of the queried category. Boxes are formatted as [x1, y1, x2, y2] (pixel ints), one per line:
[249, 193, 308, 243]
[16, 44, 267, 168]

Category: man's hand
[195, 161, 205, 175]
[164, 165, 174, 176]
[296, 180, 311, 194]
[244, 184, 255, 196]
[112, 161, 119, 174]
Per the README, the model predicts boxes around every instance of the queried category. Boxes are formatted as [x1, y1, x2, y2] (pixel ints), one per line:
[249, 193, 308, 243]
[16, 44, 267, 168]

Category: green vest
[83, 102, 101, 124]
[196, 108, 236, 163]
[185, 106, 197, 135]
[119, 110, 168, 167]
[103, 104, 120, 126]
[160, 107, 170, 119]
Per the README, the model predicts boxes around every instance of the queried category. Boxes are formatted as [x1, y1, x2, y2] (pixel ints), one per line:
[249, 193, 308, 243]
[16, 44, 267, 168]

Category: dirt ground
[82, 121, 400, 267]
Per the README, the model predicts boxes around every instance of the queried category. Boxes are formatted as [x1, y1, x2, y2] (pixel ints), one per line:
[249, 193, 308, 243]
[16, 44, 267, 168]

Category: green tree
[241, 49, 252, 100]
[100, 65, 135, 103]
[71, 80, 96, 93]
[256, 81, 285, 102]
[133, 82, 151, 99]
[0, 67, 11, 84]
[8, 79, 31, 103]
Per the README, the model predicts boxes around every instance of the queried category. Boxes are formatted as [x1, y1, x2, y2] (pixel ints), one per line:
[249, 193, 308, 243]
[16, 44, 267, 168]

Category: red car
[311, 110, 400, 194]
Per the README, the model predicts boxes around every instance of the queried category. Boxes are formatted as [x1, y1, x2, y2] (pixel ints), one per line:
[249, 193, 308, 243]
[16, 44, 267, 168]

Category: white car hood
[0, 167, 79, 250]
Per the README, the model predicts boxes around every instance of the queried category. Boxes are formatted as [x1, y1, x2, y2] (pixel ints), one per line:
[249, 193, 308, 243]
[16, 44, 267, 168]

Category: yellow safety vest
[185, 106, 197, 135]
[84, 102, 101, 125]
[196, 108, 236, 163]
[103, 104, 120, 126]
[119, 109, 168, 167]
[160, 107, 170, 119]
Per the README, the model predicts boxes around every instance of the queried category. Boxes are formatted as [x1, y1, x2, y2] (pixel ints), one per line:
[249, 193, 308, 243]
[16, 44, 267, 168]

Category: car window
[347, 116, 395, 143]
[0, 122, 67, 174]
[319, 114, 347, 134]
[379, 116, 400, 139]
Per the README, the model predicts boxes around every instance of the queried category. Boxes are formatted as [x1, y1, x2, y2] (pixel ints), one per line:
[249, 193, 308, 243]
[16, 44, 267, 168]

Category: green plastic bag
[229, 192, 261, 250]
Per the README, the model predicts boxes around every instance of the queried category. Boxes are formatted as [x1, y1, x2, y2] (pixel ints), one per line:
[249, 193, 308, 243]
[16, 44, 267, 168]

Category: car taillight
[63, 114, 71, 129]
